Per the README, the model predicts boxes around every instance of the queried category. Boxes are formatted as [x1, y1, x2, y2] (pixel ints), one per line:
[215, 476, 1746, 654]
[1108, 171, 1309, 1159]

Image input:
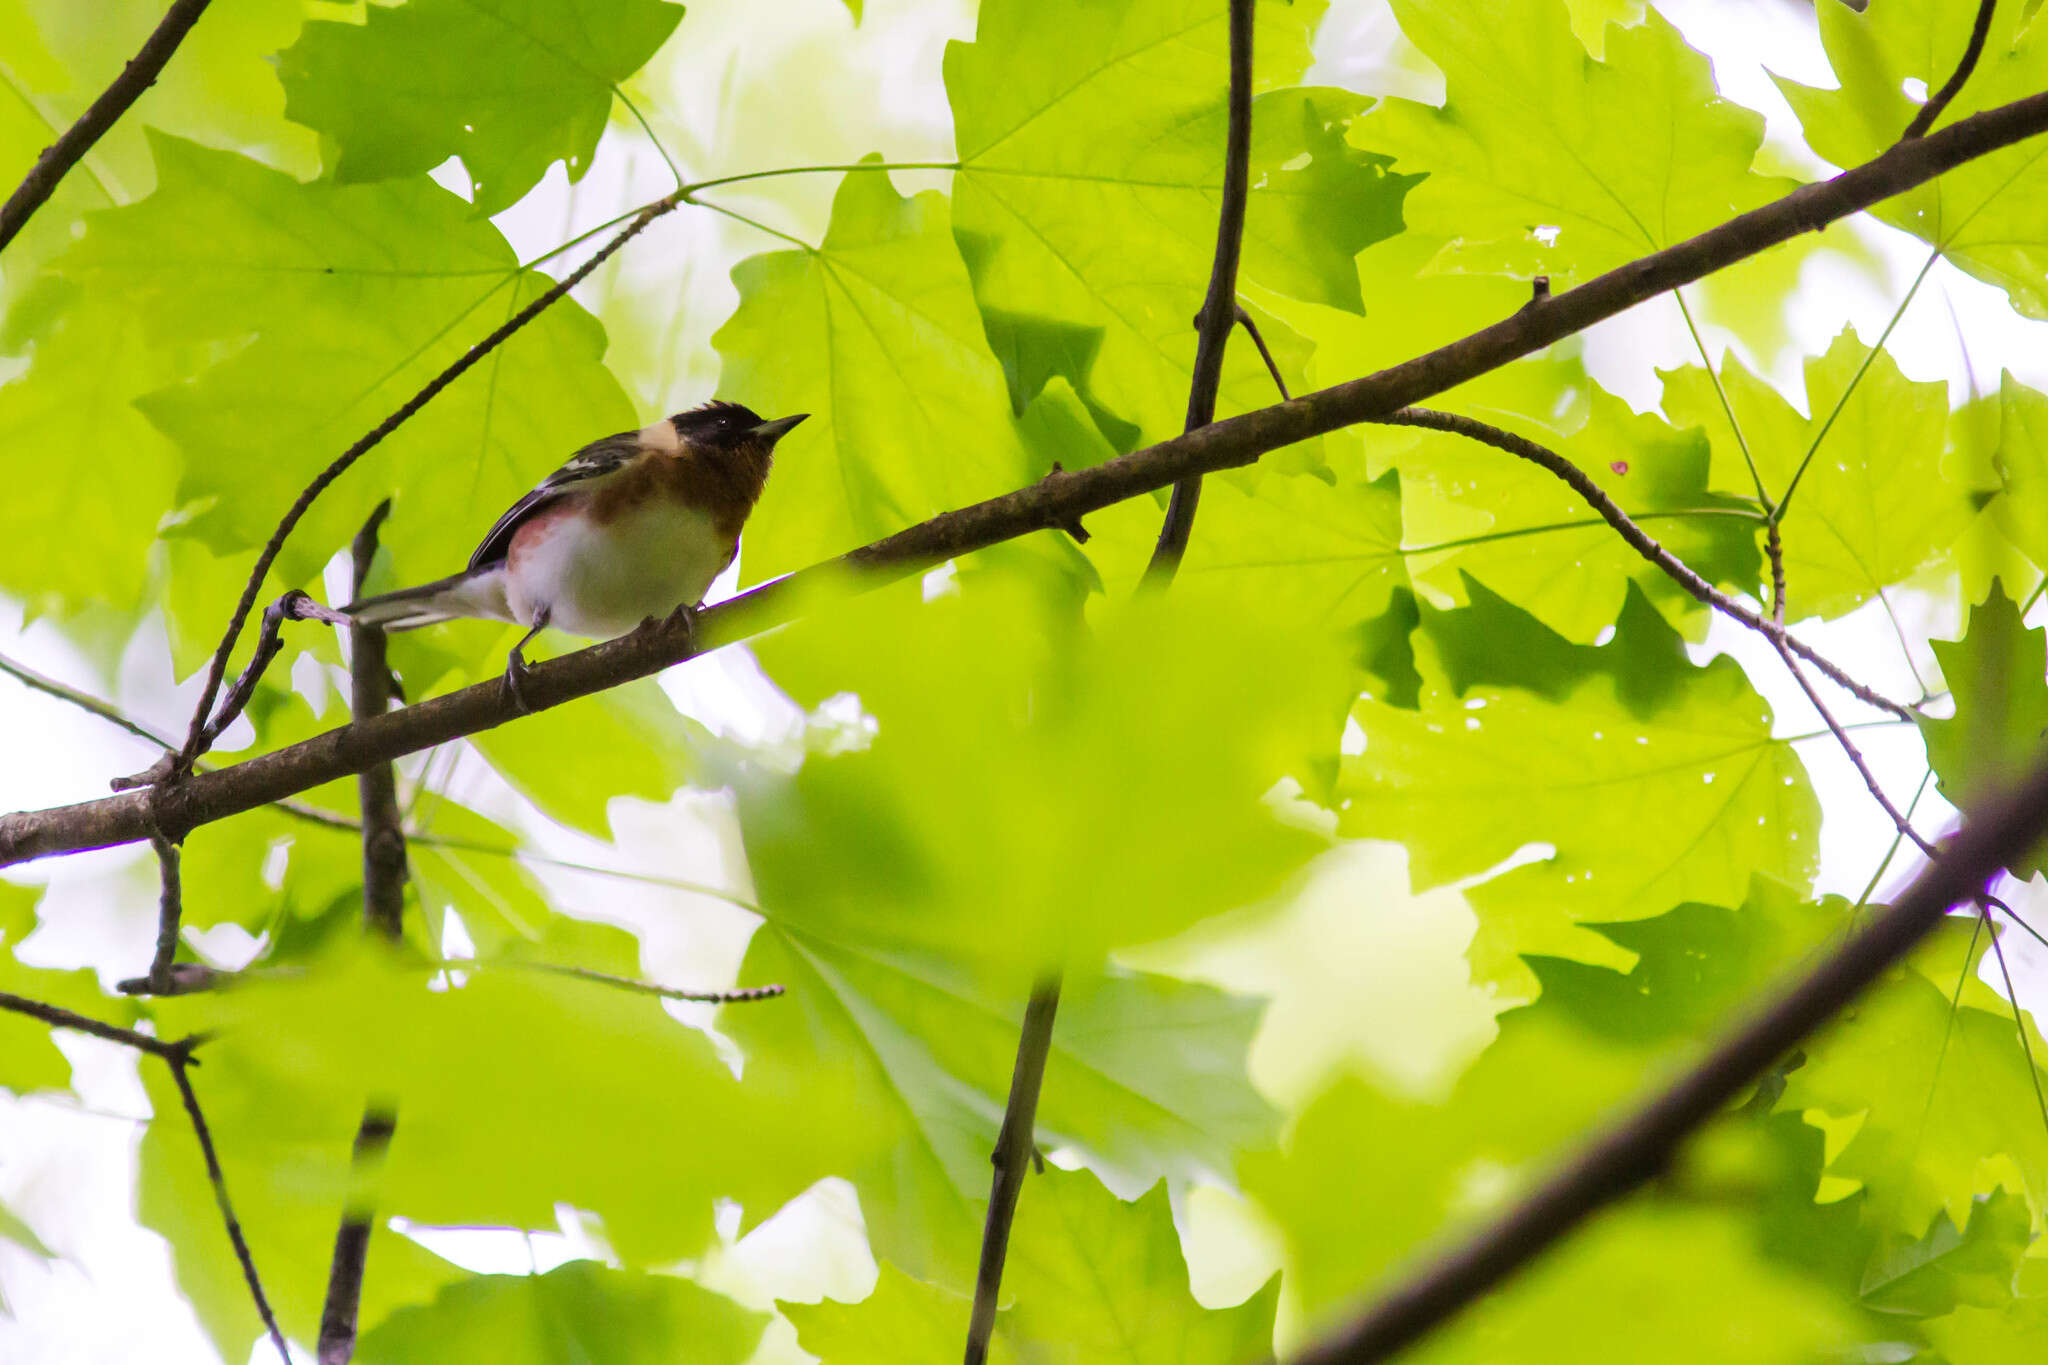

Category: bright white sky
[4, 1, 2047, 1361]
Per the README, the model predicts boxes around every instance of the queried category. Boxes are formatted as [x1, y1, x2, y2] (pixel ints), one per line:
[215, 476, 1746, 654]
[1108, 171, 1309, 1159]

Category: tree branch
[1145, 0, 1255, 580]
[317, 1110, 395, 1365]
[317, 504, 407, 1365]
[7, 88, 2048, 866]
[965, 973, 1062, 1365]
[349, 504, 407, 944]
[0, 0, 215, 254]
[1766, 635, 1936, 858]
[145, 833, 183, 987]
[0, 987, 194, 1059]
[1287, 743, 2048, 1365]
[168, 1054, 291, 1363]
[1903, 0, 2001, 140]
[1372, 408, 1914, 721]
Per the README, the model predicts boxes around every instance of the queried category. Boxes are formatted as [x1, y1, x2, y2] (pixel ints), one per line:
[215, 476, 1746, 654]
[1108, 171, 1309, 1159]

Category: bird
[341, 400, 807, 711]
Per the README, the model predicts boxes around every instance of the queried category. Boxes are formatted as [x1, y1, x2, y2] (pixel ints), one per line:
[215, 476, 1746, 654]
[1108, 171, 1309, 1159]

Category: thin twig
[170, 193, 687, 780]
[1372, 408, 1915, 721]
[1235, 306, 1292, 401]
[1977, 898, 2048, 1148]
[167, 1054, 291, 1363]
[0, 988, 193, 1059]
[0, 650, 171, 749]
[8, 88, 2048, 865]
[117, 590, 351, 791]
[1903, 0, 2002, 139]
[966, 974, 1062, 1365]
[1287, 741, 2048, 1365]
[0, 649, 370, 831]
[1145, 0, 1256, 580]
[1768, 520, 1788, 627]
[0, 0, 215, 253]
[147, 834, 183, 987]
[1767, 636, 1936, 858]
[1983, 891, 2048, 953]
[449, 958, 786, 1004]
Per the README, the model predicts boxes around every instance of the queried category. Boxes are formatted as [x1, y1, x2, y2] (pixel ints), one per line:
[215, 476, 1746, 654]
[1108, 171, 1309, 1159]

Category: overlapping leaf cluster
[3, 0, 2048, 1361]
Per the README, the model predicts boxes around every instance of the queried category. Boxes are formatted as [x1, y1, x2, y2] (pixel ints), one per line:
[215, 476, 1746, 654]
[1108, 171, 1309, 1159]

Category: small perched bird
[343, 400, 807, 710]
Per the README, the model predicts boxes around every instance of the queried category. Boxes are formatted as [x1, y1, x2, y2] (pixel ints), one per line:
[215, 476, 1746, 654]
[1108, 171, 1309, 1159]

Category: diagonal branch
[1287, 742, 2048, 1365]
[1903, 0, 2002, 140]
[0, 988, 195, 1059]
[1372, 408, 1915, 721]
[1766, 635, 1935, 858]
[0, 0, 215, 254]
[7, 87, 2048, 867]
[168, 1054, 292, 1363]
[1146, 0, 1256, 580]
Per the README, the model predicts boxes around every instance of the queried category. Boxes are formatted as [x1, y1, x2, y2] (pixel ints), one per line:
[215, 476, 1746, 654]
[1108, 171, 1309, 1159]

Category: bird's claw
[665, 601, 700, 655]
[502, 651, 535, 716]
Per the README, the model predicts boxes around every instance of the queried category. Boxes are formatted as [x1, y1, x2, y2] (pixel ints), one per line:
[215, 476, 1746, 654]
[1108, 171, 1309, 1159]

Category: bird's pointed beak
[751, 413, 809, 445]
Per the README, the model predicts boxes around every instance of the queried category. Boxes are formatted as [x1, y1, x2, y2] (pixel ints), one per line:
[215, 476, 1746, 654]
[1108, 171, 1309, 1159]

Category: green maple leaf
[785, 1172, 1275, 1364]
[712, 165, 1037, 581]
[1662, 330, 1969, 622]
[1858, 1189, 2032, 1318]
[782, 1263, 977, 1365]
[1780, 954, 2048, 1241]
[1987, 373, 2048, 571]
[1360, 0, 1791, 285]
[946, 0, 1412, 445]
[139, 950, 856, 1355]
[357, 1262, 766, 1365]
[279, 0, 684, 217]
[1246, 889, 1855, 1353]
[52, 135, 636, 595]
[1778, 0, 2048, 316]
[1341, 584, 1818, 996]
[0, 881, 132, 1094]
[743, 579, 1339, 977]
[1001, 1171, 1277, 1362]
[1919, 582, 2048, 875]
[1922, 1281, 2048, 1362]
[727, 929, 1275, 1288]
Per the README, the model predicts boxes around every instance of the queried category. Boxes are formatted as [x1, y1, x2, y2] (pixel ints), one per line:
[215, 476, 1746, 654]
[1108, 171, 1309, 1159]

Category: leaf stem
[1772, 248, 1942, 523]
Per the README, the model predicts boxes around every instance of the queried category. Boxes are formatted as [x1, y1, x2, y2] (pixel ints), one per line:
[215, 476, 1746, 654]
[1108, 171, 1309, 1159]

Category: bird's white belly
[504, 498, 732, 639]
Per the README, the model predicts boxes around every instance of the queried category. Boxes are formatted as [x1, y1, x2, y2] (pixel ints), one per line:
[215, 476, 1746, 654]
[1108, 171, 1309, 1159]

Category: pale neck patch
[638, 418, 683, 454]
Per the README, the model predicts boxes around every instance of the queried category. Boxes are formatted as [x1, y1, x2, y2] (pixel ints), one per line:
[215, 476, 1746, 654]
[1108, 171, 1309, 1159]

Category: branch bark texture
[5, 89, 2048, 867]
[1287, 749, 2048, 1365]
[1146, 0, 1255, 579]
[316, 506, 407, 1365]
[965, 974, 1062, 1365]
[0, 0, 214, 254]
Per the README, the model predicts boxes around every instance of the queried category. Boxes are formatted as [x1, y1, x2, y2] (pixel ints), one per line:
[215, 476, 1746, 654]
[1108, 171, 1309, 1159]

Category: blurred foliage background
[3, 0, 2048, 1361]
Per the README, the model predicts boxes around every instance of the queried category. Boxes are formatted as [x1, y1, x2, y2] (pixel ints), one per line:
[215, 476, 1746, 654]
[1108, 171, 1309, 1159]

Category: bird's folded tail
[340, 565, 513, 631]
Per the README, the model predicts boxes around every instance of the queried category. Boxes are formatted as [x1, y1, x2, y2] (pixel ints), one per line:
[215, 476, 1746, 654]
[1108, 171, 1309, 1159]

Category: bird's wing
[466, 431, 646, 573]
